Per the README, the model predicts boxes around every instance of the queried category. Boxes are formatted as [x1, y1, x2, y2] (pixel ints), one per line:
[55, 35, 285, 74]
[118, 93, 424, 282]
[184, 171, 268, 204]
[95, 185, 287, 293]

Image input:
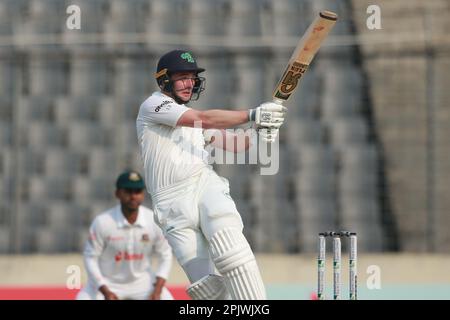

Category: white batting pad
[209, 228, 266, 300]
[187, 274, 230, 300]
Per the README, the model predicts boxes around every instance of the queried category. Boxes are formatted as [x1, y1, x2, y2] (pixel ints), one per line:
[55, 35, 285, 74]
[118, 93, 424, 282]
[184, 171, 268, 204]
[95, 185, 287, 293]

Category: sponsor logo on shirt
[114, 251, 144, 262]
[114, 252, 122, 262]
[141, 234, 150, 242]
[155, 100, 172, 112]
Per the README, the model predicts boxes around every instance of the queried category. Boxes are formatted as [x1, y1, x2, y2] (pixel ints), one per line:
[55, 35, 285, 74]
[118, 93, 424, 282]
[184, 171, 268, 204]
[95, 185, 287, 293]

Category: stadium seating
[62, 0, 105, 50]
[121, 95, 149, 120]
[3, 0, 429, 255]
[0, 151, 12, 176]
[27, 122, 67, 148]
[0, 121, 12, 147]
[103, 0, 147, 50]
[97, 96, 118, 126]
[87, 147, 117, 177]
[115, 122, 140, 149]
[17, 96, 54, 122]
[28, 176, 72, 202]
[113, 59, 153, 96]
[17, 150, 45, 176]
[285, 118, 325, 145]
[0, 226, 10, 252]
[0, 2, 13, 37]
[232, 55, 267, 108]
[15, 0, 63, 37]
[72, 176, 115, 203]
[327, 116, 369, 146]
[338, 171, 378, 200]
[69, 56, 110, 96]
[321, 63, 363, 97]
[0, 97, 12, 121]
[297, 199, 337, 252]
[118, 151, 144, 174]
[19, 201, 47, 227]
[43, 148, 87, 176]
[34, 226, 75, 253]
[295, 171, 336, 200]
[67, 122, 112, 149]
[0, 58, 14, 99]
[146, 0, 184, 46]
[269, 0, 307, 37]
[227, 0, 262, 38]
[194, 55, 233, 108]
[297, 144, 336, 174]
[54, 96, 99, 124]
[28, 52, 66, 95]
[187, 0, 227, 37]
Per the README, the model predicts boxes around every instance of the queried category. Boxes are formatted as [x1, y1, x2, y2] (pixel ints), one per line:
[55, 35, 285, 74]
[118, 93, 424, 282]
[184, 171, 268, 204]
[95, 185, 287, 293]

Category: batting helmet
[155, 50, 206, 102]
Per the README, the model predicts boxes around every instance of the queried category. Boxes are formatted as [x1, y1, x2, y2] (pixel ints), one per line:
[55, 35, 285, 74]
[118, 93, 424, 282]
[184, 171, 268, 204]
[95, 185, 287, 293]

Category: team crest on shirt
[141, 234, 150, 242]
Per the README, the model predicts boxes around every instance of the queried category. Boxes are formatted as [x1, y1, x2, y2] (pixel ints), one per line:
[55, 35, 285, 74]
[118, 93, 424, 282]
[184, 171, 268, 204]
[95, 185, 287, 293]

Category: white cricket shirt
[136, 91, 209, 195]
[83, 205, 173, 290]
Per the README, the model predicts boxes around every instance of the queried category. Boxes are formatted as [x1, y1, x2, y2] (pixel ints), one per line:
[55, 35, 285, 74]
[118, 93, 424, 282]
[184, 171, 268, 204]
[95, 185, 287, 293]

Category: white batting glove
[257, 127, 279, 143]
[248, 102, 287, 128]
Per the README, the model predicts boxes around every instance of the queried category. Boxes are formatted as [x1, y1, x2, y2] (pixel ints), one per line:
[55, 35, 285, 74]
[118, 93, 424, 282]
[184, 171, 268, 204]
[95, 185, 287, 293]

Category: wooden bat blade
[273, 10, 338, 103]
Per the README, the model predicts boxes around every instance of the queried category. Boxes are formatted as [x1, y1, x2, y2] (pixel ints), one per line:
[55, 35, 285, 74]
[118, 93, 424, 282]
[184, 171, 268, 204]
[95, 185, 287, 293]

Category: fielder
[76, 171, 174, 300]
[136, 50, 286, 300]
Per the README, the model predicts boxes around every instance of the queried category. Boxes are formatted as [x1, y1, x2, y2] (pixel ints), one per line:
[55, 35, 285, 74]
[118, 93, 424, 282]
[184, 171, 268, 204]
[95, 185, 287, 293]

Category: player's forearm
[200, 110, 249, 129]
[99, 285, 111, 296]
[153, 277, 166, 293]
[99, 285, 119, 300]
[84, 255, 106, 289]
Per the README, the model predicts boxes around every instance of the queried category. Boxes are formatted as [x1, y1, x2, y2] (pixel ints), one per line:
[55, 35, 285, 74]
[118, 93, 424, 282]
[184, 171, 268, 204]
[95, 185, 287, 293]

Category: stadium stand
[1, 0, 448, 255]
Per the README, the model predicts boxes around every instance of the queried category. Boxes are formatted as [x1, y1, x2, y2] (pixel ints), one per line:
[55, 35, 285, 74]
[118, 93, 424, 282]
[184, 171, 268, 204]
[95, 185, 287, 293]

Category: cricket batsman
[136, 50, 286, 299]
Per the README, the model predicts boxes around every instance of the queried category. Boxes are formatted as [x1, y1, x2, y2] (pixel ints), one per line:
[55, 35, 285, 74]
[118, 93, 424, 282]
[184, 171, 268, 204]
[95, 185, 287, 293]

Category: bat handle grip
[272, 97, 284, 105]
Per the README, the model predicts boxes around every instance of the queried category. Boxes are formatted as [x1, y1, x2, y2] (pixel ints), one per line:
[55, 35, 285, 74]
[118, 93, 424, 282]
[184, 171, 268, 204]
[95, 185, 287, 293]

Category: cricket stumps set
[318, 231, 357, 300]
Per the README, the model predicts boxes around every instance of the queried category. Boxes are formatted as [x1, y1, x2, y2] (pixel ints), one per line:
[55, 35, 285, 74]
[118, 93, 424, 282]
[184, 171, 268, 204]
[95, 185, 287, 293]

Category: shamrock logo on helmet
[181, 52, 195, 63]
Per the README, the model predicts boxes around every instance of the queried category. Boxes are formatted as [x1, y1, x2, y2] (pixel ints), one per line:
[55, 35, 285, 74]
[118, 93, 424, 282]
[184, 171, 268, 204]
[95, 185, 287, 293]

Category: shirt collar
[114, 205, 147, 229]
[155, 91, 173, 101]
[155, 91, 187, 107]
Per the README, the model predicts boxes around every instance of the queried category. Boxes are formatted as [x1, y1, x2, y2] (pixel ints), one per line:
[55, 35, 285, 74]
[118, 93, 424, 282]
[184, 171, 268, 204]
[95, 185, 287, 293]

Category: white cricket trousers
[152, 168, 245, 282]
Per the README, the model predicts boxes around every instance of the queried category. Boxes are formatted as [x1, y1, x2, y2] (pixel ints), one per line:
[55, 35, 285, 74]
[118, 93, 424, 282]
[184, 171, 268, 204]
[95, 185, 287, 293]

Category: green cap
[115, 171, 145, 190]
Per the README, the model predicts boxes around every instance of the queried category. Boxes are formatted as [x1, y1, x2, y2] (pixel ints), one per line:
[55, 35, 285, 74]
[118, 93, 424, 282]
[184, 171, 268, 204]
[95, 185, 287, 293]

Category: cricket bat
[273, 10, 338, 104]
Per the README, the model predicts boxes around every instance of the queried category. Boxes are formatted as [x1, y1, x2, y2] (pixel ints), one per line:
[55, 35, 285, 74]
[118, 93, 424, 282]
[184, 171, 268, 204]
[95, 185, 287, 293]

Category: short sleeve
[139, 97, 189, 127]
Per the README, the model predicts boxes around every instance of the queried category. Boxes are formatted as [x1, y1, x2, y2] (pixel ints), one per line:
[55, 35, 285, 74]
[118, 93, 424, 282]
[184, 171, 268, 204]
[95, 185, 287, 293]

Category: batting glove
[249, 102, 287, 128]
